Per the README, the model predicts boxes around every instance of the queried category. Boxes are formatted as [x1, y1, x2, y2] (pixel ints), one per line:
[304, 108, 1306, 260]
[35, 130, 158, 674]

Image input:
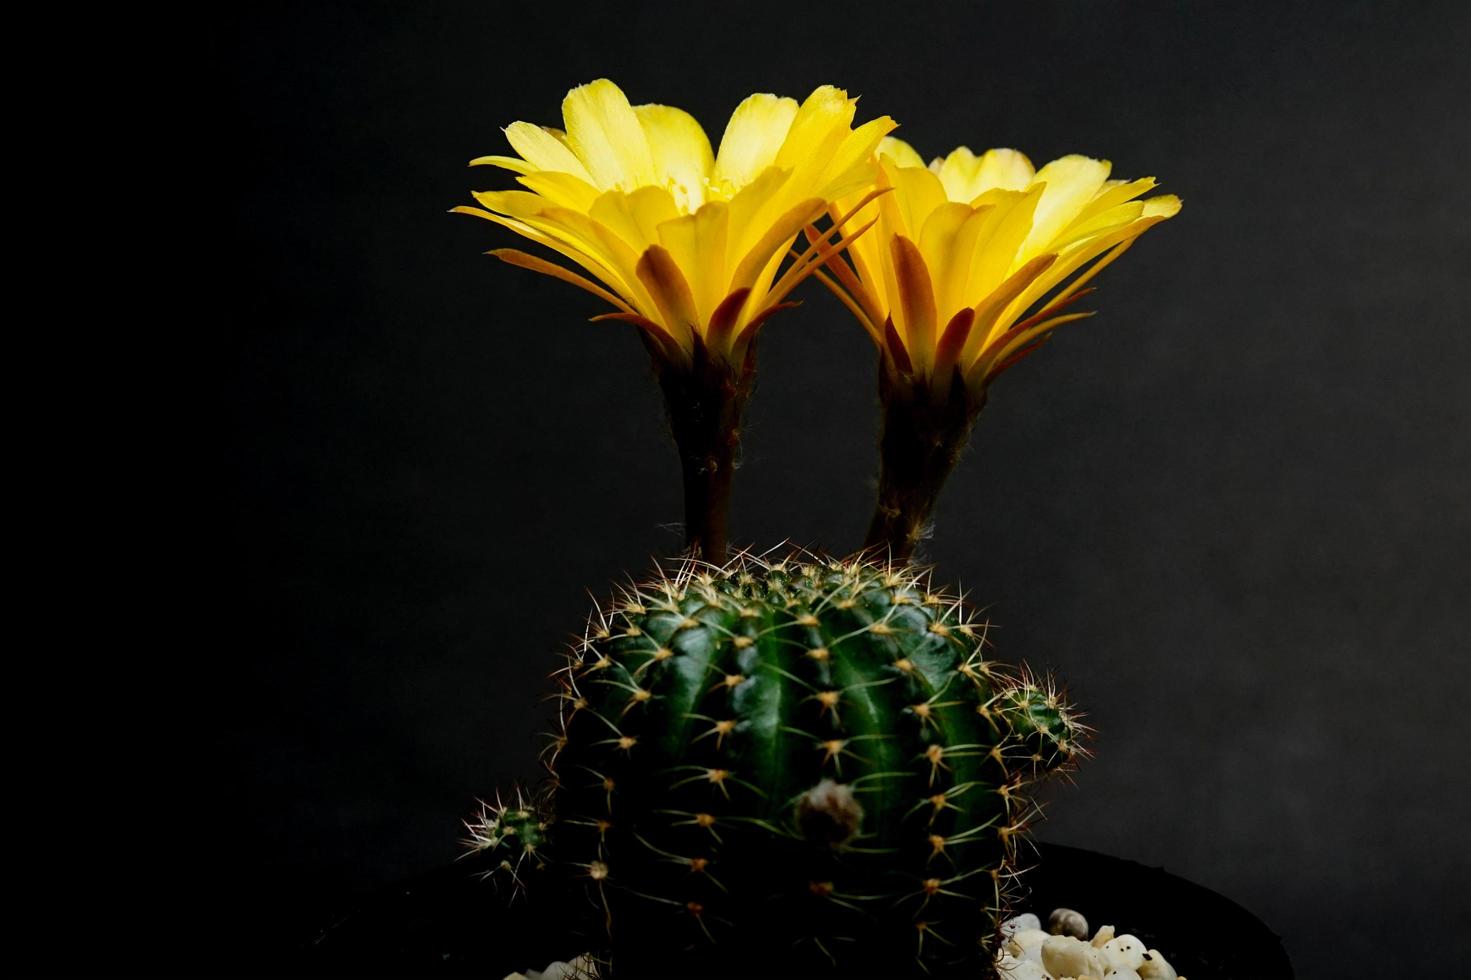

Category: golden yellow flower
[819, 137, 1181, 395]
[456, 79, 895, 561]
[455, 79, 895, 368]
[825, 138, 1182, 559]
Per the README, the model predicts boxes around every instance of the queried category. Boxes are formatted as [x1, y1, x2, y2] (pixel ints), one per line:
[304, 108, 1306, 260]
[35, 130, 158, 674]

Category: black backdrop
[213, 2, 1470, 977]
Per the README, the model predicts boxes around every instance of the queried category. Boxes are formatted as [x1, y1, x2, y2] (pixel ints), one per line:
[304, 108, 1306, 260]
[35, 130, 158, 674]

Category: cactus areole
[468, 555, 1083, 977]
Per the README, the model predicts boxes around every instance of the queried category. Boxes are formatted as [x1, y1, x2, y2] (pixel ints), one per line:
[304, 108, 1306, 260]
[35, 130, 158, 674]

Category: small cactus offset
[462, 789, 551, 895]
[511, 552, 1085, 978]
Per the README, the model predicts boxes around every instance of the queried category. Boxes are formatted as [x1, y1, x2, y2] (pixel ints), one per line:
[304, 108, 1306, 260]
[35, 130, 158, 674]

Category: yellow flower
[818, 137, 1181, 396]
[829, 139, 1182, 559]
[455, 79, 895, 368]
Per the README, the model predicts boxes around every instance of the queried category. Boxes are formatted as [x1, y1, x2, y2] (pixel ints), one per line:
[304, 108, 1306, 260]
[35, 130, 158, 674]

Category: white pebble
[998, 958, 1050, 980]
[1013, 928, 1051, 958]
[521, 954, 594, 980]
[1137, 949, 1179, 980]
[1001, 909, 1185, 980]
[1101, 935, 1147, 971]
[1042, 934, 1106, 979]
[1049, 906, 1090, 939]
[1003, 912, 1043, 937]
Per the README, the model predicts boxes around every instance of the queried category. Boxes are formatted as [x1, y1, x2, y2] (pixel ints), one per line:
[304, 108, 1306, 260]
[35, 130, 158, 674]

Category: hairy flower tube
[456, 79, 894, 561]
[814, 138, 1181, 558]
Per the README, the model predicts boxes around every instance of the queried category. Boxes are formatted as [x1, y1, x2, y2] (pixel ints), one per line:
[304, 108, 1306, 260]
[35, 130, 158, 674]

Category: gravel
[998, 908, 1184, 980]
[502, 909, 1187, 980]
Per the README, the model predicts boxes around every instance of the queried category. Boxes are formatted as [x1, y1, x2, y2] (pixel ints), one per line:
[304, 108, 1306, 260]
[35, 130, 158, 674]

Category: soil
[305, 842, 1292, 978]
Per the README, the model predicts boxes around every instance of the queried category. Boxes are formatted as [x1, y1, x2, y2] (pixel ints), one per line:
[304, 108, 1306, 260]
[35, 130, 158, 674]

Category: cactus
[469, 553, 1085, 978]
[461, 790, 550, 894]
[451, 83, 1184, 980]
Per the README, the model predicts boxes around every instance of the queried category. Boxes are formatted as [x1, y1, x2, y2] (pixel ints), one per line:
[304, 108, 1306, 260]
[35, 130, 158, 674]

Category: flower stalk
[865, 367, 981, 560]
[647, 334, 757, 563]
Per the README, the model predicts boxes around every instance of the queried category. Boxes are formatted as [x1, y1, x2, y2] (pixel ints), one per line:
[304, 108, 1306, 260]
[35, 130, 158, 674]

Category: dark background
[215, 2, 1469, 977]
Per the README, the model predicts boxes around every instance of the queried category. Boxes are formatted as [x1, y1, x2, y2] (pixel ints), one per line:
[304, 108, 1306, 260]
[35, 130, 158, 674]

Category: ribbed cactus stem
[525, 553, 1086, 978]
[865, 370, 983, 562]
[649, 336, 756, 564]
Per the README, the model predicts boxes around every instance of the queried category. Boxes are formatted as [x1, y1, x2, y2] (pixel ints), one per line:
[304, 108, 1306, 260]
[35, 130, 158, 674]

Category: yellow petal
[515, 171, 600, 211]
[1020, 154, 1112, 257]
[763, 194, 882, 312]
[729, 196, 826, 292]
[636, 244, 699, 351]
[937, 203, 996, 312]
[658, 201, 729, 327]
[1143, 194, 1183, 218]
[775, 85, 856, 171]
[453, 206, 637, 308]
[932, 147, 1035, 202]
[1002, 208, 1177, 329]
[974, 148, 1035, 194]
[968, 185, 1044, 296]
[1051, 201, 1146, 251]
[878, 136, 926, 169]
[479, 190, 655, 304]
[962, 253, 1057, 366]
[817, 188, 893, 330]
[535, 205, 660, 317]
[591, 311, 688, 364]
[489, 248, 634, 314]
[931, 146, 980, 200]
[561, 79, 655, 191]
[1072, 176, 1157, 223]
[471, 188, 552, 220]
[817, 115, 897, 200]
[469, 154, 534, 174]
[723, 165, 794, 279]
[889, 235, 937, 374]
[810, 220, 884, 341]
[588, 186, 680, 253]
[932, 307, 976, 385]
[886, 163, 947, 241]
[832, 171, 895, 322]
[917, 202, 976, 320]
[713, 93, 798, 191]
[503, 121, 592, 181]
[972, 310, 1094, 385]
[634, 103, 715, 211]
[704, 286, 754, 355]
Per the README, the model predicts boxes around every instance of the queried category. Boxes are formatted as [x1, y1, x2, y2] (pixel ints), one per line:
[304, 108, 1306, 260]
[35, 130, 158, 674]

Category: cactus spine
[468, 553, 1084, 978]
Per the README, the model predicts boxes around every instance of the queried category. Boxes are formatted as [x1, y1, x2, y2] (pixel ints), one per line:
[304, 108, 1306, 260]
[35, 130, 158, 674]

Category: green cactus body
[474, 554, 1083, 978]
[462, 792, 550, 892]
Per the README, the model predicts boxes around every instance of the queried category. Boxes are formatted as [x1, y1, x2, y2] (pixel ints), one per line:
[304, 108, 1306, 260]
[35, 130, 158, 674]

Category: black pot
[306, 842, 1291, 978]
